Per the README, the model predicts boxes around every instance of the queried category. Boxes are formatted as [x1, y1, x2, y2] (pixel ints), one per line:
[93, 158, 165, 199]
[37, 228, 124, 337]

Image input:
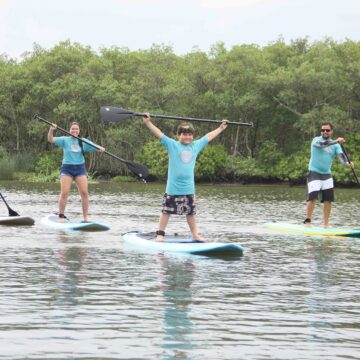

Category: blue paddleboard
[264, 221, 360, 238]
[40, 214, 110, 232]
[122, 231, 244, 256]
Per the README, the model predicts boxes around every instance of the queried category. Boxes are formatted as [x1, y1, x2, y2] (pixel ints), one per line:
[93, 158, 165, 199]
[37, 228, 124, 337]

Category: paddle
[100, 106, 254, 127]
[34, 114, 149, 181]
[340, 144, 360, 186]
[0, 192, 20, 216]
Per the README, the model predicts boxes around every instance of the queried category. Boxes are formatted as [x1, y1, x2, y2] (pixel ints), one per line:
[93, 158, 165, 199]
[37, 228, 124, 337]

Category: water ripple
[0, 182, 359, 359]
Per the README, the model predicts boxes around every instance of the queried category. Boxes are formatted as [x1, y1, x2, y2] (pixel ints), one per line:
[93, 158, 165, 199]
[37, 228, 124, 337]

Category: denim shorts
[60, 164, 87, 179]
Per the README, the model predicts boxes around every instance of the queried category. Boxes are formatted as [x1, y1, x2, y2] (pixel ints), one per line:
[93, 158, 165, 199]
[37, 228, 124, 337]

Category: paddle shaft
[340, 144, 360, 185]
[0, 192, 20, 216]
[101, 106, 253, 126]
[34, 115, 131, 165]
[131, 112, 253, 126]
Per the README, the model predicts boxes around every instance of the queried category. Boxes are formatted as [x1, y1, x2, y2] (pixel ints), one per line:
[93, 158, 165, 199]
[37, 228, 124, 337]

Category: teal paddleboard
[40, 214, 110, 232]
[264, 221, 360, 238]
[122, 231, 244, 255]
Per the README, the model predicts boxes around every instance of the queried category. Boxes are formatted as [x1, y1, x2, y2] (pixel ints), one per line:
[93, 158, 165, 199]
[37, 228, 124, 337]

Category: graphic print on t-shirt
[180, 149, 193, 164]
[71, 143, 81, 152]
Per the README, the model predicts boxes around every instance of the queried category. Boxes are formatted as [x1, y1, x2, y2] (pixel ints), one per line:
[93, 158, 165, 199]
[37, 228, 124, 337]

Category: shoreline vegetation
[0, 38, 359, 186]
[1, 168, 358, 189]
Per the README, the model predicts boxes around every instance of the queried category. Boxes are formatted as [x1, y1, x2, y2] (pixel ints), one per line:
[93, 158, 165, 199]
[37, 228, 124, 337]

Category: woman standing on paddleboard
[143, 113, 228, 242]
[48, 122, 104, 222]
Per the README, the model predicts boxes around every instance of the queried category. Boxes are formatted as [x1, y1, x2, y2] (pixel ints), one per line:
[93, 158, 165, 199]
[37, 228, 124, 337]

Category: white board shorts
[306, 171, 334, 202]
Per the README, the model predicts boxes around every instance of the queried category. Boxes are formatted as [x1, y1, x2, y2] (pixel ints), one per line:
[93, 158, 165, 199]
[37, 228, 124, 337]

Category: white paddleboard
[0, 216, 35, 226]
[40, 214, 110, 232]
[123, 231, 244, 256]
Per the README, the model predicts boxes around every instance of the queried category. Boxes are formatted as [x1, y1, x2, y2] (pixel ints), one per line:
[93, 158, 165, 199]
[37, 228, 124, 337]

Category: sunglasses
[321, 129, 332, 132]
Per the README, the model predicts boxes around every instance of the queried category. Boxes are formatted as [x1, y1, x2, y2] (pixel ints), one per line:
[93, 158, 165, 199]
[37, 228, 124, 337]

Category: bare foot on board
[192, 235, 205, 242]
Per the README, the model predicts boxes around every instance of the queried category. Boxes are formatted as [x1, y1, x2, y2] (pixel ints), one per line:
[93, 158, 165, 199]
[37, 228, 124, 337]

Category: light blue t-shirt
[161, 134, 209, 195]
[54, 136, 97, 165]
[308, 136, 343, 174]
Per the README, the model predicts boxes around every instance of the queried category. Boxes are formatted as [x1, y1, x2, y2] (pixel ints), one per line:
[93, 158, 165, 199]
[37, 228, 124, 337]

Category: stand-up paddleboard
[264, 221, 360, 238]
[0, 216, 35, 226]
[40, 214, 110, 232]
[123, 231, 244, 256]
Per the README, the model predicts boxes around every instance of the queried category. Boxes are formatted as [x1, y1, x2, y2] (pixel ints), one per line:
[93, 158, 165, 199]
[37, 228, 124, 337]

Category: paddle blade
[0, 193, 20, 216]
[126, 161, 149, 181]
[8, 208, 20, 216]
[100, 106, 139, 122]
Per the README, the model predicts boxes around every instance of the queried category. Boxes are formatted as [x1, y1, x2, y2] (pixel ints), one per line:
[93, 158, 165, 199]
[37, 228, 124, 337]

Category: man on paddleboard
[304, 122, 354, 227]
[143, 113, 228, 242]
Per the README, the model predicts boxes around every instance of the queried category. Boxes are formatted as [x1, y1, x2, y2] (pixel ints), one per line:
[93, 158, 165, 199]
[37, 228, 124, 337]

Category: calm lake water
[0, 180, 359, 359]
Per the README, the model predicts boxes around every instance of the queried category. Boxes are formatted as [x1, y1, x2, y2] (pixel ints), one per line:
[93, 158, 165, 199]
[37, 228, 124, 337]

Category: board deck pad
[40, 214, 110, 232]
[123, 231, 244, 255]
[133, 232, 205, 243]
[264, 221, 360, 238]
[0, 216, 35, 226]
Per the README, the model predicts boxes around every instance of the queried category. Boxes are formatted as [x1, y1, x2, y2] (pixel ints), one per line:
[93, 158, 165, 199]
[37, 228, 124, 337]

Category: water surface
[0, 181, 359, 359]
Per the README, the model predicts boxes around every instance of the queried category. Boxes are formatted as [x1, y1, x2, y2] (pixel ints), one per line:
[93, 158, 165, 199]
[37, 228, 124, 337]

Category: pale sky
[1, 0, 359, 59]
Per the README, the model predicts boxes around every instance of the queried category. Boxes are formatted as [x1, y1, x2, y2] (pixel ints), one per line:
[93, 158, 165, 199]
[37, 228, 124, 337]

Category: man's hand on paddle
[336, 137, 345, 144]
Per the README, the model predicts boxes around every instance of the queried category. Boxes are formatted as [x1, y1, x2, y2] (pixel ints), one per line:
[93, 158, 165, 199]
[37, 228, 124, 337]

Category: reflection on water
[158, 255, 195, 359]
[0, 181, 359, 359]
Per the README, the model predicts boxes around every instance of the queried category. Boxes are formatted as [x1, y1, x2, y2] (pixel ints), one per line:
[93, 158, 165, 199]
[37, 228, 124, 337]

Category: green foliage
[0, 146, 7, 160]
[225, 156, 268, 183]
[257, 140, 284, 168]
[137, 140, 168, 179]
[35, 151, 62, 176]
[195, 144, 227, 181]
[0, 158, 15, 180]
[275, 150, 309, 183]
[11, 152, 39, 172]
[22, 170, 59, 183]
[1, 38, 360, 184]
[112, 175, 138, 183]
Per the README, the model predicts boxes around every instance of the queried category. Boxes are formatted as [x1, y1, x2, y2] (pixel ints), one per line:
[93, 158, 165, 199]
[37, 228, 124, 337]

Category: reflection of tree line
[157, 254, 196, 359]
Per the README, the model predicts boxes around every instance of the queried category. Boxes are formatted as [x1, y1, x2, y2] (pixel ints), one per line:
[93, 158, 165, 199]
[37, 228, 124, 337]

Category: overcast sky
[1, 0, 359, 59]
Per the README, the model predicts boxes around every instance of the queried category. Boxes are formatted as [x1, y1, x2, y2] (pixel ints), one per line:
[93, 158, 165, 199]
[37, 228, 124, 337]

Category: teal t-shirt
[161, 134, 208, 195]
[308, 136, 342, 174]
[54, 136, 97, 165]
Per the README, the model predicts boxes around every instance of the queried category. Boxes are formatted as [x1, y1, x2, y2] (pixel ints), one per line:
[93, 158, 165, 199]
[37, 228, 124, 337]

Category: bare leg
[323, 201, 332, 227]
[305, 199, 316, 225]
[59, 175, 72, 220]
[156, 213, 170, 241]
[75, 175, 90, 222]
[186, 214, 204, 241]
